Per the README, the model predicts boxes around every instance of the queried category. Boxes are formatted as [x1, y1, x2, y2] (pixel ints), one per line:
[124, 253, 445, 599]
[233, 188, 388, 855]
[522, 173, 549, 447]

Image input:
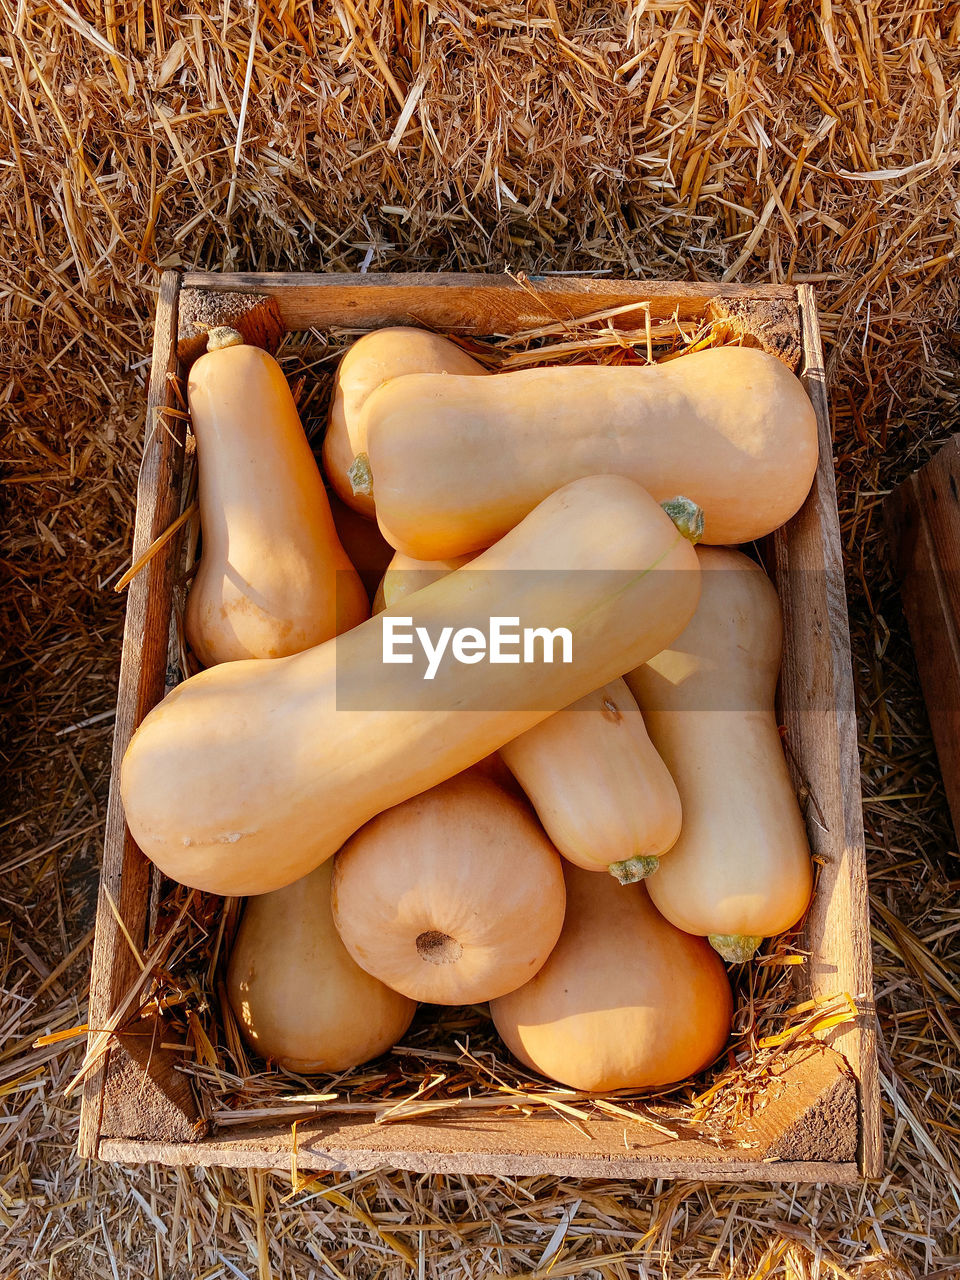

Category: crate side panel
[885, 438, 960, 845]
[79, 272, 192, 1157]
[772, 285, 881, 1176]
[98, 1137, 858, 1184]
[99, 1047, 857, 1179]
[180, 271, 797, 334]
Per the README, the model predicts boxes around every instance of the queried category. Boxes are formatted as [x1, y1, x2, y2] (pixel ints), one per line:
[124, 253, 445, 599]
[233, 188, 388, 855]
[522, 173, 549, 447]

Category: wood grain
[770, 284, 882, 1177]
[177, 288, 285, 366]
[78, 271, 199, 1158]
[97, 1047, 857, 1182]
[705, 294, 803, 370]
[885, 436, 960, 843]
[100, 1014, 205, 1143]
[767, 1043, 858, 1162]
[97, 1138, 857, 1183]
[180, 270, 797, 335]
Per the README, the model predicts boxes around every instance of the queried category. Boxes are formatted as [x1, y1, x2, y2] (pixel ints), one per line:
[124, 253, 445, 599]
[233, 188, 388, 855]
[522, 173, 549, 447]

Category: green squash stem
[708, 934, 763, 963]
[661, 495, 704, 544]
[609, 855, 660, 884]
[206, 326, 244, 351]
[348, 452, 374, 497]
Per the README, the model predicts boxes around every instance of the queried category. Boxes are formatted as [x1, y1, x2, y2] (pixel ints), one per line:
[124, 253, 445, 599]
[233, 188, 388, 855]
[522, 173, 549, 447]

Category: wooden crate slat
[99, 1013, 204, 1144]
[96, 1045, 857, 1182]
[885, 436, 960, 844]
[770, 285, 881, 1177]
[97, 1140, 857, 1184]
[177, 289, 286, 367]
[78, 271, 197, 1157]
[180, 270, 798, 336]
[83, 274, 877, 1181]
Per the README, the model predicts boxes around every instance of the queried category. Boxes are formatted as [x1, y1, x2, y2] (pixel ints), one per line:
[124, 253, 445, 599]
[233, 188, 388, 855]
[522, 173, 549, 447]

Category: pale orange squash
[362, 345, 818, 558]
[625, 546, 813, 961]
[331, 772, 566, 1004]
[500, 678, 681, 881]
[227, 860, 415, 1072]
[121, 476, 702, 897]
[323, 327, 487, 517]
[490, 866, 732, 1091]
[185, 328, 368, 666]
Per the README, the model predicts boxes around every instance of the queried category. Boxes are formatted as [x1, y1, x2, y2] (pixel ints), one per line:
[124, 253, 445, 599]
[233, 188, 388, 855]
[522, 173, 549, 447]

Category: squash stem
[708, 934, 763, 963]
[206, 326, 244, 351]
[609, 855, 659, 884]
[348, 452, 374, 497]
[661, 496, 704, 544]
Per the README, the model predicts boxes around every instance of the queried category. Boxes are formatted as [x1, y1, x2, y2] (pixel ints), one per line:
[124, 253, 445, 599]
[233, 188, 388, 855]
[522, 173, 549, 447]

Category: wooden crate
[885, 436, 960, 846]
[79, 272, 881, 1182]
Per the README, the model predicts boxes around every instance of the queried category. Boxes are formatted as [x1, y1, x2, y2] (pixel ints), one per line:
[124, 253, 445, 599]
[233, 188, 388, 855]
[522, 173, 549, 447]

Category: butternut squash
[227, 860, 415, 1072]
[185, 328, 368, 666]
[362, 345, 818, 558]
[372, 549, 478, 614]
[625, 546, 813, 962]
[500, 678, 681, 881]
[121, 476, 702, 897]
[490, 866, 732, 1091]
[323, 327, 487, 517]
[331, 772, 566, 1004]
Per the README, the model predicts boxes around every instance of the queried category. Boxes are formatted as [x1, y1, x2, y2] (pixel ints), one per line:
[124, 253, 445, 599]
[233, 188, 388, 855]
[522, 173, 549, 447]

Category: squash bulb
[227, 859, 415, 1072]
[331, 771, 566, 1005]
[490, 866, 732, 1091]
